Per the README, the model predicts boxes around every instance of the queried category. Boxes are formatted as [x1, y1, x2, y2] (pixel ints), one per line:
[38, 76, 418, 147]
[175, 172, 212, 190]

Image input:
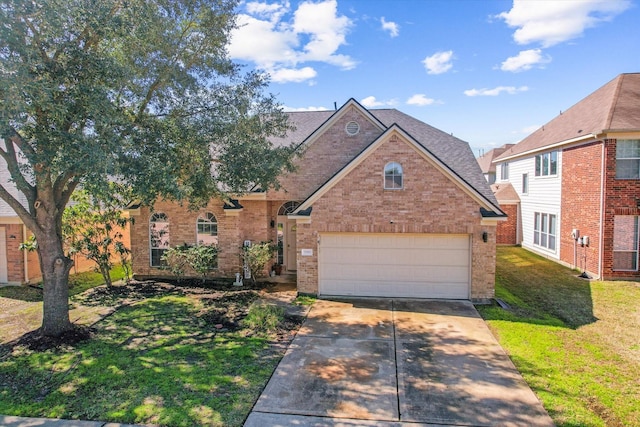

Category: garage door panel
[319, 233, 470, 299]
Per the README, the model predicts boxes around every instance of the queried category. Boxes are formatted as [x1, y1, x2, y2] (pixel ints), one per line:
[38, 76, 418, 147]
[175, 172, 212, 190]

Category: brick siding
[496, 203, 518, 245]
[560, 142, 603, 275]
[295, 133, 496, 300]
[602, 139, 640, 279]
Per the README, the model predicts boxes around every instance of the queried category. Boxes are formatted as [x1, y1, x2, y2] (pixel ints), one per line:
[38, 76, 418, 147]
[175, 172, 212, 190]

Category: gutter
[495, 132, 603, 163]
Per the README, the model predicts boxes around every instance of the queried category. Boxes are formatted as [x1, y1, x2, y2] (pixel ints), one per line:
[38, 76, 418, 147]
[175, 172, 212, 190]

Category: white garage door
[318, 233, 470, 299]
[0, 228, 8, 283]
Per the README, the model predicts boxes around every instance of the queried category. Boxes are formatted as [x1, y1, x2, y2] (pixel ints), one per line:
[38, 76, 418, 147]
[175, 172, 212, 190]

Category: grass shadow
[479, 247, 597, 329]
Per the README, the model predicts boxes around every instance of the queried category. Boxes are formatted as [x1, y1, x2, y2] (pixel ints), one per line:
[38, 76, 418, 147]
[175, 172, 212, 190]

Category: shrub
[242, 302, 284, 332]
[241, 242, 276, 282]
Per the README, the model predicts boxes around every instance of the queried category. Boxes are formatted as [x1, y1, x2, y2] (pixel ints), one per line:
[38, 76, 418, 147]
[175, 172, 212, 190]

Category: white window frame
[535, 151, 558, 177]
[613, 215, 639, 271]
[150, 212, 170, 267]
[384, 162, 403, 190]
[501, 162, 509, 181]
[196, 212, 218, 247]
[615, 139, 640, 179]
[533, 212, 556, 251]
[522, 173, 529, 195]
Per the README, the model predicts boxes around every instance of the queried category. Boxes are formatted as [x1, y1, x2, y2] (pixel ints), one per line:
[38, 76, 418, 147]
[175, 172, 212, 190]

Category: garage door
[318, 233, 470, 299]
[0, 228, 7, 283]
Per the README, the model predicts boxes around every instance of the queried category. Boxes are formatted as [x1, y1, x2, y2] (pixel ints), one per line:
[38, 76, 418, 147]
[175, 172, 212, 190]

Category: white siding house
[495, 149, 563, 260]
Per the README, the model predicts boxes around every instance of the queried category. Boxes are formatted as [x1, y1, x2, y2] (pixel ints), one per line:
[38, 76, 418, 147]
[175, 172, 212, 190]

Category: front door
[285, 219, 297, 271]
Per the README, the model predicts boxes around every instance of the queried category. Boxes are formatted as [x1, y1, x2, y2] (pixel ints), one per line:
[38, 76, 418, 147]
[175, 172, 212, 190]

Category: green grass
[0, 294, 283, 426]
[477, 247, 640, 427]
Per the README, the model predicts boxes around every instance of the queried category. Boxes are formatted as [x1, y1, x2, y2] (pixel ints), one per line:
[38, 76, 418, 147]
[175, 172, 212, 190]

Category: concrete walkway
[245, 298, 555, 427]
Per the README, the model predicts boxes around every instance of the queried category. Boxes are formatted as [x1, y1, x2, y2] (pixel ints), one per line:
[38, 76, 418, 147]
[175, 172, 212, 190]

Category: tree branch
[53, 170, 76, 204]
[1, 138, 36, 202]
[0, 183, 40, 233]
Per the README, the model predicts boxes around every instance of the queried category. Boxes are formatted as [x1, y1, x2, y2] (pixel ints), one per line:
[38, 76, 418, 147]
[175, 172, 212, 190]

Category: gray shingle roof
[275, 105, 499, 208]
[496, 73, 640, 161]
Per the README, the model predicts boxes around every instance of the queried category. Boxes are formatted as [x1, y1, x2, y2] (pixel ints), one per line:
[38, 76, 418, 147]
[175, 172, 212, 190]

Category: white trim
[299, 99, 386, 150]
[497, 133, 600, 162]
[481, 218, 507, 226]
[288, 215, 311, 224]
[0, 216, 24, 224]
[235, 192, 267, 201]
[295, 126, 503, 215]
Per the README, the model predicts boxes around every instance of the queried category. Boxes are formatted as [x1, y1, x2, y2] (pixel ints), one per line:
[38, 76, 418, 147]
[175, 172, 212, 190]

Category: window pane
[550, 151, 557, 175]
[522, 174, 528, 193]
[613, 252, 637, 270]
[548, 235, 556, 250]
[616, 159, 640, 179]
[549, 215, 556, 236]
[535, 155, 541, 176]
[541, 214, 547, 233]
[617, 140, 640, 158]
[613, 216, 638, 251]
[542, 153, 549, 175]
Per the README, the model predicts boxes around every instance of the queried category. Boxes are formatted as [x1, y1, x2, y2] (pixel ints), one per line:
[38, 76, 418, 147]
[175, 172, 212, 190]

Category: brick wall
[496, 203, 518, 244]
[268, 106, 385, 201]
[295, 133, 496, 300]
[602, 139, 640, 279]
[560, 141, 603, 275]
[130, 199, 282, 279]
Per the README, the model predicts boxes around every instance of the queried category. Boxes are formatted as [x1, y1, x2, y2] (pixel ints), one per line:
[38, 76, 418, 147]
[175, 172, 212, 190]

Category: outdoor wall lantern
[482, 231, 488, 243]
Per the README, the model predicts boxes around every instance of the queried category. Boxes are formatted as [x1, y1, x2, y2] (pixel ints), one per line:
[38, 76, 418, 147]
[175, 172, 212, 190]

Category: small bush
[242, 302, 284, 332]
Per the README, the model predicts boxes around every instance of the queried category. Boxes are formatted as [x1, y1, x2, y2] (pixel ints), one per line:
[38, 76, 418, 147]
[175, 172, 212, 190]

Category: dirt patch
[1, 280, 305, 353]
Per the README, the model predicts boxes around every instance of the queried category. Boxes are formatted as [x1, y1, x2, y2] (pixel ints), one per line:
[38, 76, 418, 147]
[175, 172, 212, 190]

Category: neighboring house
[476, 144, 515, 184]
[130, 99, 506, 301]
[493, 73, 640, 280]
[0, 154, 130, 284]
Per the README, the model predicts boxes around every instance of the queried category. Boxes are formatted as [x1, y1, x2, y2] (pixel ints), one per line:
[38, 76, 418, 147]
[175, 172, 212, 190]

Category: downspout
[598, 139, 606, 279]
[22, 224, 29, 283]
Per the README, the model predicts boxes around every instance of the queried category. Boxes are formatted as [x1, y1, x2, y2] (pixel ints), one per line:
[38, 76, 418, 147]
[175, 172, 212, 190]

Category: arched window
[384, 162, 403, 189]
[278, 201, 301, 215]
[196, 212, 218, 246]
[150, 213, 169, 267]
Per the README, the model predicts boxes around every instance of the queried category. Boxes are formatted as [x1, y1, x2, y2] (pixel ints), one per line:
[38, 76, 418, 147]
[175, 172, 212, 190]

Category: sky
[227, 0, 639, 157]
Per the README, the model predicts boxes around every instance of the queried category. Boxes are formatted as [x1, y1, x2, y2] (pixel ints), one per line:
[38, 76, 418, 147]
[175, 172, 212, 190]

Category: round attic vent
[345, 121, 360, 136]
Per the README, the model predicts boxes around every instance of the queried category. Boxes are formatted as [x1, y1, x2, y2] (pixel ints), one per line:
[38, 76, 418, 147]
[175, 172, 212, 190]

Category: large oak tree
[0, 0, 294, 336]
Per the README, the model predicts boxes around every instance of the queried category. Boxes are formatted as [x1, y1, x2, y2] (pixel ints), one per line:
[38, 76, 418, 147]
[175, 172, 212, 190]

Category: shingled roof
[274, 103, 499, 207]
[476, 144, 515, 174]
[496, 73, 640, 161]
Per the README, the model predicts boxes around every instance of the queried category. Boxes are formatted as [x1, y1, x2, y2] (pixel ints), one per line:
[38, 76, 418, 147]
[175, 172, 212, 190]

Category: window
[613, 216, 639, 271]
[534, 212, 556, 251]
[384, 162, 403, 189]
[196, 213, 218, 246]
[535, 151, 558, 176]
[501, 162, 509, 180]
[150, 213, 169, 267]
[522, 173, 529, 194]
[616, 139, 640, 179]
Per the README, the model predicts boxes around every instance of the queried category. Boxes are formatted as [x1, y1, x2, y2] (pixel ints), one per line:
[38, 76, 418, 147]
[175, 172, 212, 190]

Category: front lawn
[477, 246, 640, 427]
[0, 281, 304, 426]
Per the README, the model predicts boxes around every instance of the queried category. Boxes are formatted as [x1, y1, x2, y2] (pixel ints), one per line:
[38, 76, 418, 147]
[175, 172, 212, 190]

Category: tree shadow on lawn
[0, 295, 292, 427]
[483, 248, 598, 329]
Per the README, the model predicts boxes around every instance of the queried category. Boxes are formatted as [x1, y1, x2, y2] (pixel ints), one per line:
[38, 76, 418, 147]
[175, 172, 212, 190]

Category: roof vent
[345, 121, 360, 136]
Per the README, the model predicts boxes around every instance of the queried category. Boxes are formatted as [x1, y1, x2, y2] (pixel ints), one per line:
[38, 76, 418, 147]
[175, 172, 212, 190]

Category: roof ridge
[604, 74, 625, 130]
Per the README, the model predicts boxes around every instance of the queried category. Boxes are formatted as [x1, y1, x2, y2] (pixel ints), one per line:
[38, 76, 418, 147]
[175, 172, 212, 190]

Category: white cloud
[360, 96, 397, 108]
[270, 67, 318, 83]
[464, 86, 529, 97]
[500, 49, 551, 72]
[283, 105, 330, 112]
[497, 0, 631, 47]
[381, 17, 399, 37]
[422, 51, 454, 75]
[406, 94, 437, 106]
[228, 0, 355, 83]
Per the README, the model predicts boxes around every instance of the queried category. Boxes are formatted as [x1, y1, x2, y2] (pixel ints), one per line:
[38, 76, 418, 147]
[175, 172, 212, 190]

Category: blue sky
[228, 0, 639, 156]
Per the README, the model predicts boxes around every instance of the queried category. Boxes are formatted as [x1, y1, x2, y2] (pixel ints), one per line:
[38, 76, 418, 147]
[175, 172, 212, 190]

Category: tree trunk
[38, 226, 74, 337]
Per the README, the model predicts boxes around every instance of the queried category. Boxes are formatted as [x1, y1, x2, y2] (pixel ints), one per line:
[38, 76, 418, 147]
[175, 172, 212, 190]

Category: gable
[268, 101, 387, 200]
[295, 127, 504, 216]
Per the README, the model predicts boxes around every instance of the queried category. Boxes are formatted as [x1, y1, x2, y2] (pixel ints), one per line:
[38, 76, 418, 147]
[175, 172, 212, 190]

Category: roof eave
[495, 132, 603, 163]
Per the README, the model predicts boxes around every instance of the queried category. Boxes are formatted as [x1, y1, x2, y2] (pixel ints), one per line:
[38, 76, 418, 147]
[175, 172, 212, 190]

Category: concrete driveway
[245, 298, 554, 427]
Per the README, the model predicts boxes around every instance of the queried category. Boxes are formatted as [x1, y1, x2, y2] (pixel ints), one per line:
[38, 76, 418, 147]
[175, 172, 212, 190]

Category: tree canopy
[0, 0, 295, 336]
